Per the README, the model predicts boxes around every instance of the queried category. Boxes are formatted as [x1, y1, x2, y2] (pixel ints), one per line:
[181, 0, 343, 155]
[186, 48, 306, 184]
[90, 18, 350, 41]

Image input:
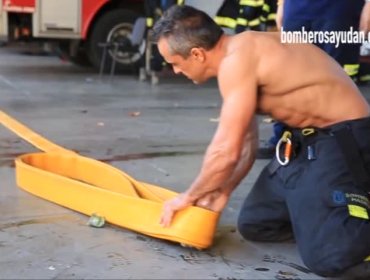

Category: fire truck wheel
[87, 9, 144, 73]
[57, 41, 91, 67]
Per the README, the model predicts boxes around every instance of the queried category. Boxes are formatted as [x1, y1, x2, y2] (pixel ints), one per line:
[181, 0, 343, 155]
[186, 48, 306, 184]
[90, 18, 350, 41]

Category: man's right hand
[159, 189, 229, 227]
[195, 189, 229, 212]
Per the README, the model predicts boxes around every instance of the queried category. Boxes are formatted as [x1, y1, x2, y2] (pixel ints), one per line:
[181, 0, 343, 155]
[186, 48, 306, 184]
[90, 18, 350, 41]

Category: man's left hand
[160, 193, 193, 227]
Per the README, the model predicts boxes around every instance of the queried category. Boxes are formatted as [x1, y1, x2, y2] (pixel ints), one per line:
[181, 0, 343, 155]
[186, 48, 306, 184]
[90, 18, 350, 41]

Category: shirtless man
[152, 5, 370, 277]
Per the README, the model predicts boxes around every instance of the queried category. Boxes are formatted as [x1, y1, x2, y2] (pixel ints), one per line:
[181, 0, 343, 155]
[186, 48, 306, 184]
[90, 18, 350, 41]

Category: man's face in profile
[157, 37, 208, 84]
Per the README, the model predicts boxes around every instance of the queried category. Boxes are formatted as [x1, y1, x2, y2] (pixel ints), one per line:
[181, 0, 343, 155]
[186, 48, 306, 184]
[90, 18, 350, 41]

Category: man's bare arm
[276, 0, 284, 30]
[360, 2, 370, 34]
[220, 117, 258, 195]
[160, 49, 258, 226]
[195, 119, 258, 211]
[183, 102, 256, 202]
[182, 47, 258, 203]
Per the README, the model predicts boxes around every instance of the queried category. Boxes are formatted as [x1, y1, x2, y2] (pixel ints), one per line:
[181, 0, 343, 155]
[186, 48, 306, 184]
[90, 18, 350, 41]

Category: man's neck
[204, 34, 230, 77]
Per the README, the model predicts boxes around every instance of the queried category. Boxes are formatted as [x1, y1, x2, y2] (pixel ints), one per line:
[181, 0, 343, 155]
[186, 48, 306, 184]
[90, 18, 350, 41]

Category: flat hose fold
[0, 110, 220, 249]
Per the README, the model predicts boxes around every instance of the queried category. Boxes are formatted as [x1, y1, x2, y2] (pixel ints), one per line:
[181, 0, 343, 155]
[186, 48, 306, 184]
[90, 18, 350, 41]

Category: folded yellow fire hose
[0, 111, 220, 249]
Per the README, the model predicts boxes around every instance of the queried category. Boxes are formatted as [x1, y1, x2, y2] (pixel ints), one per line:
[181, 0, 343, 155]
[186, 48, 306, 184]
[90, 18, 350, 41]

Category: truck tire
[87, 9, 145, 73]
[57, 41, 91, 67]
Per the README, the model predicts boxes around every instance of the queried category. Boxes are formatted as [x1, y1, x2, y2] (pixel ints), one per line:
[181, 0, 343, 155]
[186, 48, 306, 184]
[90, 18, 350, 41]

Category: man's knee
[237, 219, 265, 241]
[237, 215, 293, 242]
[237, 211, 262, 241]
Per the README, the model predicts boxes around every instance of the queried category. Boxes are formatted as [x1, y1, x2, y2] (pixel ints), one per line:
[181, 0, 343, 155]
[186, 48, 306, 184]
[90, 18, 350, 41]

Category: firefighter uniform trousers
[238, 117, 370, 277]
[236, 0, 264, 32]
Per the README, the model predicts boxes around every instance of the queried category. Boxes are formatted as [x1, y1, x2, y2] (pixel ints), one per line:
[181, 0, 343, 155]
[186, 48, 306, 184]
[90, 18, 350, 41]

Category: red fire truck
[0, 0, 145, 72]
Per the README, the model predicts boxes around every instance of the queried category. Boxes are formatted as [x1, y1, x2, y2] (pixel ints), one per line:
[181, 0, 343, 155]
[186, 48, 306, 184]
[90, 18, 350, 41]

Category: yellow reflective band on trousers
[237, 17, 260, 27]
[214, 16, 237, 28]
[344, 64, 359, 77]
[239, 0, 264, 7]
[236, 17, 248, 27]
[0, 111, 219, 249]
[146, 17, 153, 28]
[248, 18, 261, 27]
[263, 3, 270, 13]
[267, 13, 276, 20]
[360, 74, 370, 82]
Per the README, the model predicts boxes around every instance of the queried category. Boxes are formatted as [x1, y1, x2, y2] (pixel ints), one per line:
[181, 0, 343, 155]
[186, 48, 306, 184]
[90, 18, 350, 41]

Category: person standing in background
[141, 0, 185, 83]
[260, 0, 370, 158]
[215, 0, 277, 32]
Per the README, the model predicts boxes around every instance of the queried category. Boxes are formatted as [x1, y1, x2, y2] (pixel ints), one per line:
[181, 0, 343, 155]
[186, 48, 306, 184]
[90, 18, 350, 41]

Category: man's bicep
[213, 82, 258, 157]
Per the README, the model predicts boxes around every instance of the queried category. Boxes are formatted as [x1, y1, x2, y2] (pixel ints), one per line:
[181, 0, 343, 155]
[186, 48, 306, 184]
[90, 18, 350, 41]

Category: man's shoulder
[217, 33, 260, 92]
[231, 31, 258, 46]
[222, 31, 269, 69]
[229, 31, 280, 55]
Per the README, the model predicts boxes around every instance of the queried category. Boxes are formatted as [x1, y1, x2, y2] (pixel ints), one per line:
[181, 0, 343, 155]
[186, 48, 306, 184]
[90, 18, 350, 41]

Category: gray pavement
[1, 44, 370, 280]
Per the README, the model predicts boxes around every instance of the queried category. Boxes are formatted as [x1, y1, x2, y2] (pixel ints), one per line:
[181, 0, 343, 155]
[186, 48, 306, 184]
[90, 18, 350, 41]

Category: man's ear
[190, 48, 205, 62]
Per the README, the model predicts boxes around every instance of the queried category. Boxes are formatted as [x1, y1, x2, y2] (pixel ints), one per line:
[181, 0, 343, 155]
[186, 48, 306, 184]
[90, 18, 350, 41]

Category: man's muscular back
[222, 31, 370, 128]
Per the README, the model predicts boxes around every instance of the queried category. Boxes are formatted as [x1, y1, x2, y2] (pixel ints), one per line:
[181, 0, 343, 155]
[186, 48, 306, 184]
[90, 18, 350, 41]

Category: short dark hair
[152, 5, 224, 58]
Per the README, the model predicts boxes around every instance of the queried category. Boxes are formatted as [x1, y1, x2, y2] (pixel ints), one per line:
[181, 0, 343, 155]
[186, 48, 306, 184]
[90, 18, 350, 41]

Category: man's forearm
[184, 145, 239, 202]
[184, 119, 258, 202]
[220, 128, 257, 196]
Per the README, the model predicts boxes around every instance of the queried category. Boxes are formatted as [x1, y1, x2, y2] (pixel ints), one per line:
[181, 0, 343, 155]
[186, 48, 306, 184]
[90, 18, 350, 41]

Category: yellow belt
[0, 111, 220, 249]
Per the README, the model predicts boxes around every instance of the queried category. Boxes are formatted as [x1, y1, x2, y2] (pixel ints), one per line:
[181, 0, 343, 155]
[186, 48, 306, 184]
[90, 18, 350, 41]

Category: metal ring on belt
[0, 111, 219, 249]
[275, 131, 292, 166]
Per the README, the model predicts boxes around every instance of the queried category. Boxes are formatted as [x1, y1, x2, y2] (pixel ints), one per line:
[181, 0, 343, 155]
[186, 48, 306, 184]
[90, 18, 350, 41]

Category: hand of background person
[275, 3, 284, 31]
[360, 2, 370, 34]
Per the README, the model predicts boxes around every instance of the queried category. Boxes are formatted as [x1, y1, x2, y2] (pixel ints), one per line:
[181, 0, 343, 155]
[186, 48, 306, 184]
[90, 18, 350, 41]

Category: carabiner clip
[276, 132, 292, 166]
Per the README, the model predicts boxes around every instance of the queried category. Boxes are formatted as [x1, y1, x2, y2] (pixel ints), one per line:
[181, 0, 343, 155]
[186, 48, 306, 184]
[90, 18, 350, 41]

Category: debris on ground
[87, 213, 105, 228]
[129, 111, 141, 117]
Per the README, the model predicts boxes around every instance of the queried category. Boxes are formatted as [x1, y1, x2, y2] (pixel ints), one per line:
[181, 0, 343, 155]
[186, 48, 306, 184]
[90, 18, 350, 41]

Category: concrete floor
[1, 45, 370, 280]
